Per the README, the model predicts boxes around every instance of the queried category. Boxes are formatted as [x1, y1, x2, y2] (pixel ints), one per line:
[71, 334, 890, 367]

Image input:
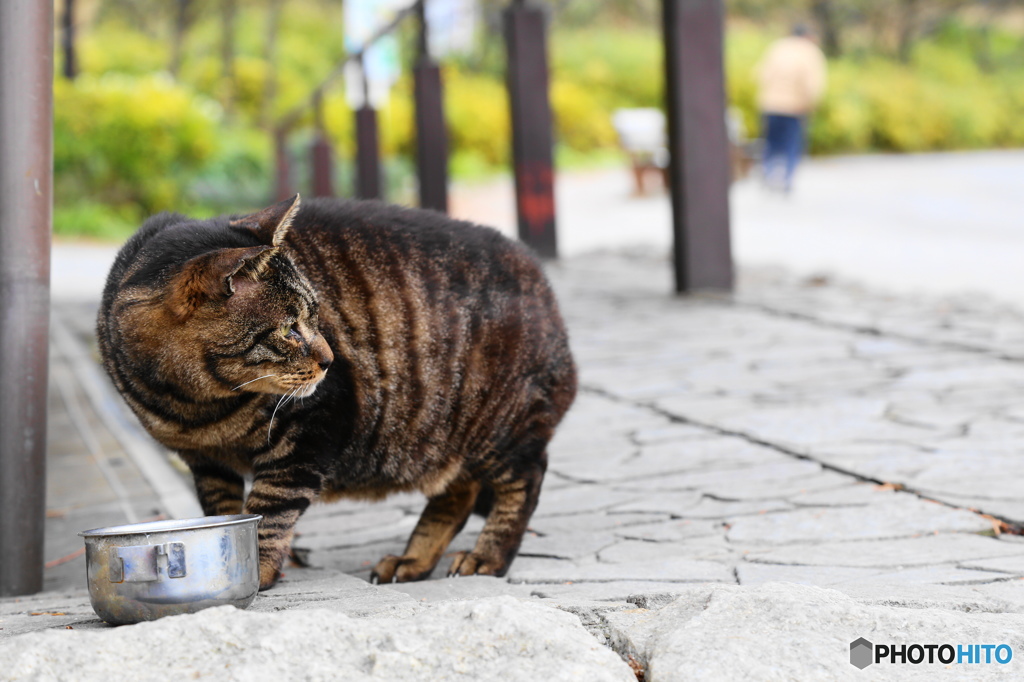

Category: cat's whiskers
[267, 386, 298, 445]
[232, 374, 281, 391]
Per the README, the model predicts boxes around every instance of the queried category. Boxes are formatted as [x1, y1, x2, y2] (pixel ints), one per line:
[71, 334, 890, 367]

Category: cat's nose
[311, 335, 334, 371]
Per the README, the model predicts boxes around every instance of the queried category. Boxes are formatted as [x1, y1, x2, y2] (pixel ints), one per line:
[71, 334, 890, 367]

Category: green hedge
[52, 14, 1023, 240]
[725, 25, 1024, 153]
[54, 74, 218, 219]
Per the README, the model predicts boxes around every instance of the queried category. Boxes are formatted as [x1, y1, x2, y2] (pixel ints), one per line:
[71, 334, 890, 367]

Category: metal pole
[0, 0, 53, 597]
[504, 0, 557, 259]
[413, 1, 449, 213]
[311, 93, 335, 197]
[354, 59, 382, 200]
[662, 0, 733, 292]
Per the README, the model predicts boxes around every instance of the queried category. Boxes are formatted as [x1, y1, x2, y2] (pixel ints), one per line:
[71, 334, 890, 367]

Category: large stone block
[0, 597, 636, 682]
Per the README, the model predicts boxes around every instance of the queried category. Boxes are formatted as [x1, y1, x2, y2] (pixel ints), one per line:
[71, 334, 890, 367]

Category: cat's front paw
[370, 554, 435, 584]
[446, 551, 508, 578]
[258, 560, 283, 591]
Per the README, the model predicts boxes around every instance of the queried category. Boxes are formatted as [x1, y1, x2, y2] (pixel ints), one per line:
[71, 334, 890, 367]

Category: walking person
[756, 24, 827, 193]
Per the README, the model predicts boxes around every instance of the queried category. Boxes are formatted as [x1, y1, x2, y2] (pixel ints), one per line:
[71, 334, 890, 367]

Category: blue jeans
[762, 114, 805, 191]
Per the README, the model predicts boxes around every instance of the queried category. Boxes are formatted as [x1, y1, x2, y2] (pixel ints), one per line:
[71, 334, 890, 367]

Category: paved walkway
[4, 153, 1024, 679]
[451, 149, 1024, 305]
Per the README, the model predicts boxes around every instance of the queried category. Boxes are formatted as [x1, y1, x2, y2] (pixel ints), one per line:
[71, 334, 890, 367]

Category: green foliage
[188, 127, 272, 211]
[726, 23, 1024, 154]
[552, 28, 662, 111]
[551, 80, 618, 152]
[443, 69, 511, 167]
[53, 202, 141, 242]
[54, 3, 1024, 241]
[54, 75, 218, 222]
[78, 24, 170, 76]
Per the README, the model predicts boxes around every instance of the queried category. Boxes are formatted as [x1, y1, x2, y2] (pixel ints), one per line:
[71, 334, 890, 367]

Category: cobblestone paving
[7, 254, 1024, 643]
[288, 255, 1024, 610]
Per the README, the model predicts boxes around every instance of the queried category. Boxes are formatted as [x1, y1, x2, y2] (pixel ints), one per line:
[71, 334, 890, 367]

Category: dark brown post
[354, 59, 382, 200]
[273, 127, 292, 201]
[413, 2, 449, 213]
[311, 93, 334, 197]
[355, 107, 381, 199]
[662, 0, 733, 292]
[0, 0, 53, 597]
[504, 0, 557, 259]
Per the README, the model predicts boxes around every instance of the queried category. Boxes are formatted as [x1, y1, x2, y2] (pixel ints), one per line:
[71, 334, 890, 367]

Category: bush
[54, 74, 219, 215]
[444, 68, 511, 168]
[723, 27, 1024, 156]
[77, 25, 169, 76]
[53, 201, 141, 241]
[188, 127, 272, 211]
[553, 28, 662, 110]
[551, 79, 618, 152]
[52, 9, 1023, 242]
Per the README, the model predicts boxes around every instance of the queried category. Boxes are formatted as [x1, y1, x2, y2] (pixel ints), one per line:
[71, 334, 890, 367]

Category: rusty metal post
[0, 0, 53, 597]
[355, 106, 381, 200]
[273, 127, 292, 201]
[504, 0, 557, 259]
[311, 135, 334, 198]
[353, 57, 382, 201]
[413, 2, 449, 213]
[662, 0, 733, 292]
[311, 93, 335, 197]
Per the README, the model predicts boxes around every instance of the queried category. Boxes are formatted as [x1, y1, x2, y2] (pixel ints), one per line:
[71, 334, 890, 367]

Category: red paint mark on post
[515, 161, 554, 236]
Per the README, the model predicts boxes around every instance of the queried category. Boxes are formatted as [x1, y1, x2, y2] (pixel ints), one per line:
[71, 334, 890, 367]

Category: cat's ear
[231, 194, 301, 247]
[167, 245, 276, 320]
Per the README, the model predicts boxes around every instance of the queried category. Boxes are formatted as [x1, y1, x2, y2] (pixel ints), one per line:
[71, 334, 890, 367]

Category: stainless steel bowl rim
[79, 514, 262, 538]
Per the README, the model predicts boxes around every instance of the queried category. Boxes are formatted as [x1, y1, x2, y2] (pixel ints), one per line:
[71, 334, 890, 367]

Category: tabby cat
[97, 195, 577, 589]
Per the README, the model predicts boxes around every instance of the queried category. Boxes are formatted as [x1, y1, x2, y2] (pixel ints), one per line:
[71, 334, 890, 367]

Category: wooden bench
[612, 107, 758, 195]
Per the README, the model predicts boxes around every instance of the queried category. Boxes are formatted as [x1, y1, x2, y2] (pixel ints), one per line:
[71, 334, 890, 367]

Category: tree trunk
[810, 0, 841, 58]
[61, 0, 77, 80]
[897, 0, 920, 63]
[260, 0, 284, 129]
[221, 0, 237, 116]
[170, 0, 192, 78]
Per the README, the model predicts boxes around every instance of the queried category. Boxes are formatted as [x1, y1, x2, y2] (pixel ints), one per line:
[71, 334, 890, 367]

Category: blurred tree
[260, 0, 284, 129]
[476, 0, 659, 32]
[62, 0, 78, 79]
[898, 0, 921, 62]
[221, 0, 237, 116]
[810, 0, 842, 56]
[169, 0, 195, 78]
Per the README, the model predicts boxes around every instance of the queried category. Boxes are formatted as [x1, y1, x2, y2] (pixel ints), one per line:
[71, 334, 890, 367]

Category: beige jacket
[756, 36, 827, 116]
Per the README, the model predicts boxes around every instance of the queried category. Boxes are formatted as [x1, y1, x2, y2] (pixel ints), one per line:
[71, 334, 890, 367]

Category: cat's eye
[279, 322, 298, 339]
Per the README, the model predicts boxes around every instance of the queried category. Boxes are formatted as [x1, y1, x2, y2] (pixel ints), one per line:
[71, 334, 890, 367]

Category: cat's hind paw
[370, 554, 435, 584]
[446, 551, 507, 578]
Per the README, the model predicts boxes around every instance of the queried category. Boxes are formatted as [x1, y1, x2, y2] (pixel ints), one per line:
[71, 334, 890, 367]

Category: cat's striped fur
[97, 195, 577, 589]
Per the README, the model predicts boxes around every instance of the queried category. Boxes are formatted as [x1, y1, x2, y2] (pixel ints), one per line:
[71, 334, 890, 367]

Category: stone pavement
[451, 150, 1024, 303]
[4, 250, 1024, 679]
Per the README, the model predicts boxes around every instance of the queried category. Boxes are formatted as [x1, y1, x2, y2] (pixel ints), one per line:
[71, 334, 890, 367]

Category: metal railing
[270, 0, 561, 258]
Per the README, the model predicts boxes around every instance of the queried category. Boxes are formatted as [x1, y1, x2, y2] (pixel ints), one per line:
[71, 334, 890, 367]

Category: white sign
[425, 0, 477, 57]
[344, 0, 405, 108]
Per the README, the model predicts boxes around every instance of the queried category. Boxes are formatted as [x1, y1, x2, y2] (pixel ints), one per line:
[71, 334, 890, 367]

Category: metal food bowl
[79, 514, 262, 625]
